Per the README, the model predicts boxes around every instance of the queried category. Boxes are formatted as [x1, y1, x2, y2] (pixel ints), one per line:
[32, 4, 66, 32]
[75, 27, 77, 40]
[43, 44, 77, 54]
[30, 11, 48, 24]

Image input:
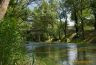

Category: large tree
[31, 0, 58, 41]
[0, 0, 10, 20]
[90, 0, 96, 30]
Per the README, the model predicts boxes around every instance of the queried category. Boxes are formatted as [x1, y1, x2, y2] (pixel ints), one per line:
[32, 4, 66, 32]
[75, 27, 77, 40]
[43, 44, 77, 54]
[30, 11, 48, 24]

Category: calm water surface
[26, 43, 96, 65]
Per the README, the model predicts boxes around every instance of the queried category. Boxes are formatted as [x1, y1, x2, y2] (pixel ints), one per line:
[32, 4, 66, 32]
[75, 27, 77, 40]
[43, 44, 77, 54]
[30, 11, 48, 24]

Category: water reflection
[26, 43, 96, 65]
[68, 44, 77, 65]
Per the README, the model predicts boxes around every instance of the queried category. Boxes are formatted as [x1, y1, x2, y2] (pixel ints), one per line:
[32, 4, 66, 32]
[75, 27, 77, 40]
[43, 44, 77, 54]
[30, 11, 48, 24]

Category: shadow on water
[26, 42, 96, 65]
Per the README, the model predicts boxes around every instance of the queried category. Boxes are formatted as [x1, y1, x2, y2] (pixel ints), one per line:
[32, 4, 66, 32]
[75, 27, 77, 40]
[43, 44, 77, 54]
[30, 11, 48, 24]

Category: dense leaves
[0, 0, 30, 65]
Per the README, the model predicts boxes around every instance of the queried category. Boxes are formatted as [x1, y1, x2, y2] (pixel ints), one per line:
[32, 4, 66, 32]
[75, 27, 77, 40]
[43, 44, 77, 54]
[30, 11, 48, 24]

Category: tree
[78, 0, 87, 39]
[90, 0, 96, 30]
[31, 0, 58, 41]
[0, 0, 10, 20]
[58, 0, 70, 42]
[63, 0, 80, 39]
[0, 0, 30, 65]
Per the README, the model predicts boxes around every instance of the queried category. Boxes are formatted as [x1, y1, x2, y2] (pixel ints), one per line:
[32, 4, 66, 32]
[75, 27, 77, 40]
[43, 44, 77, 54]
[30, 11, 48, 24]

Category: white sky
[67, 14, 74, 26]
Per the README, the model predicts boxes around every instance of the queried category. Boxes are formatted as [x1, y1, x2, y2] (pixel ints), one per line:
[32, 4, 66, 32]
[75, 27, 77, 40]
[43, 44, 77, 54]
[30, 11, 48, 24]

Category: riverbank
[27, 30, 96, 44]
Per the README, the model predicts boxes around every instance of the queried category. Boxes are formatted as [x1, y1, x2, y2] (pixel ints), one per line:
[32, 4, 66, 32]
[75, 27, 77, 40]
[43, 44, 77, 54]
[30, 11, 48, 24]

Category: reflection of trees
[76, 47, 88, 65]
[57, 47, 69, 65]
[77, 47, 87, 60]
[35, 46, 49, 58]
[59, 48, 68, 61]
[31, 44, 96, 65]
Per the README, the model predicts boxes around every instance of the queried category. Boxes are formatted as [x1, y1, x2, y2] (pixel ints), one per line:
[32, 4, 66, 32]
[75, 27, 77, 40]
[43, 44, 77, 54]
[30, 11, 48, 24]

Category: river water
[26, 42, 96, 65]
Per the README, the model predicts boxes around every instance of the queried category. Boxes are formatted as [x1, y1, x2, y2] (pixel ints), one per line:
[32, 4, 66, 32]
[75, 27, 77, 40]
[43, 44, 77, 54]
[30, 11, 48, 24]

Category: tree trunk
[64, 15, 67, 42]
[74, 10, 79, 38]
[58, 16, 62, 40]
[0, 0, 10, 20]
[80, 0, 85, 39]
[73, 4, 79, 38]
[81, 18, 85, 39]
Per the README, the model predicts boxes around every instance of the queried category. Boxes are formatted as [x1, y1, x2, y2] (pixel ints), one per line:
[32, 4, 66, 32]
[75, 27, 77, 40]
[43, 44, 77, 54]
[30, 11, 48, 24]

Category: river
[26, 42, 96, 65]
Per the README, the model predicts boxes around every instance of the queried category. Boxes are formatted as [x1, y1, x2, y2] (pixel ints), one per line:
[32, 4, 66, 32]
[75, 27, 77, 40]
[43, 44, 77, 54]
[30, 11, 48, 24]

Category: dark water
[26, 43, 96, 65]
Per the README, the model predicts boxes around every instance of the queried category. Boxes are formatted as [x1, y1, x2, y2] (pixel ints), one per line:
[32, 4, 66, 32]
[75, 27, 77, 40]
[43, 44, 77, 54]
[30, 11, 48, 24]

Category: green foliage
[0, 0, 31, 65]
[0, 17, 24, 65]
[30, 0, 59, 41]
[0, 1, 96, 65]
[27, 0, 96, 43]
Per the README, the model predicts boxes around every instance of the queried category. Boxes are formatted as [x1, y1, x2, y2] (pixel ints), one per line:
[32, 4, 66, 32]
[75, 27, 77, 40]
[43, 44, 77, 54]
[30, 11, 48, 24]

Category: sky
[28, 2, 75, 26]
[28, 2, 38, 10]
